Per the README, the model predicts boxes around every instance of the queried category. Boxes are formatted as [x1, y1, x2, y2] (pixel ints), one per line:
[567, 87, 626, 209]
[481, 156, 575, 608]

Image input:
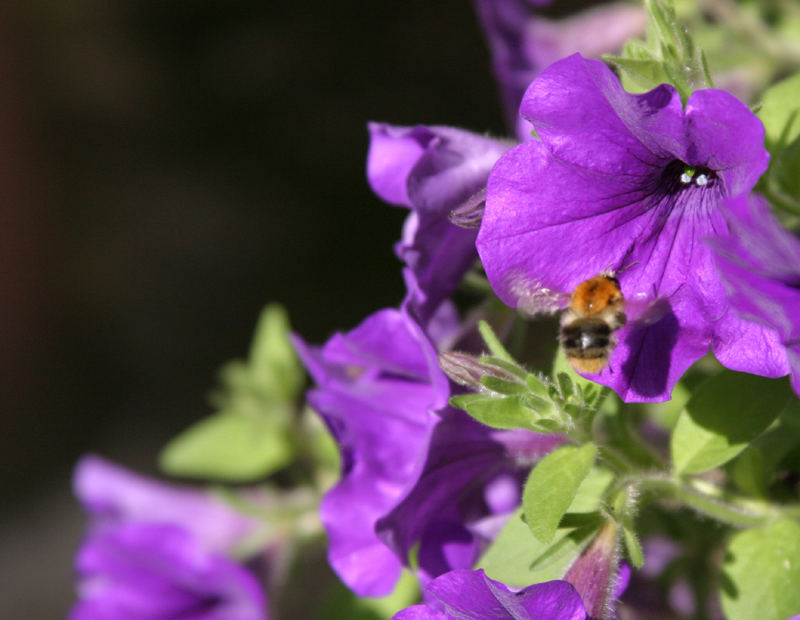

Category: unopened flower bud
[438, 350, 518, 388]
[564, 520, 624, 620]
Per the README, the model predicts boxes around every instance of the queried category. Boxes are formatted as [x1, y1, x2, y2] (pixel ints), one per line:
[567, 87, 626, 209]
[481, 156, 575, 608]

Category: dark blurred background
[0, 1, 507, 617]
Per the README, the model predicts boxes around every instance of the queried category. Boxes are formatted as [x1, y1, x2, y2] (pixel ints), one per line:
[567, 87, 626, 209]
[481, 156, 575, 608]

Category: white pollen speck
[680, 173, 692, 184]
[785, 559, 791, 570]
[695, 174, 708, 186]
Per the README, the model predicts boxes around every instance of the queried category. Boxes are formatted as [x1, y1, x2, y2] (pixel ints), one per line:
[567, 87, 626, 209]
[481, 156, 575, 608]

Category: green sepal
[605, 0, 710, 102]
[622, 525, 645, 568]
[480, 375, 529, 395]
[522, 443, 598, 543]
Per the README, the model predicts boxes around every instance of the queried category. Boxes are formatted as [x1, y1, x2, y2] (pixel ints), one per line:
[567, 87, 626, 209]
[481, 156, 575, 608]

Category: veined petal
[392, 569, 586, 620]
[710, 195, 800, 394]
[478, 55, 772, 401]
[684, 90, 769, 193]
[522, 54, 684, 173]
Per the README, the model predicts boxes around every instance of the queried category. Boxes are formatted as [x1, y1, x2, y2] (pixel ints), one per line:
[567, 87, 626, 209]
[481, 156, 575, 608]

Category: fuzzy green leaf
[478, 469, 613, 587]
[522, 443, 597, 543]
[449, 394, 537, 431]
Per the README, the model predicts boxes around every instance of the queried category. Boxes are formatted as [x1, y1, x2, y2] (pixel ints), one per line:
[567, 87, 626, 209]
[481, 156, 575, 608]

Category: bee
[507, 269, 645, 375]
[559, 274, 626, 374]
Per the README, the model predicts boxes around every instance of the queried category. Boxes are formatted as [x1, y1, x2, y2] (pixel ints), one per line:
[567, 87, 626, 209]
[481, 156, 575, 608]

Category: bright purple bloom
[709, 195, 797, 393]
[294, 282, 563, 594]
[367, 123, 511, 323]
[377, 409, 564, 585]
[477, 54, 783, 402]
[473, 0, 646, 140]
[74, 455, 259, 553]
[71, 523, 266, 620]
[72, 456, 267, 619]
[292, 303, 452, 596]
[393, 569, 586, 620]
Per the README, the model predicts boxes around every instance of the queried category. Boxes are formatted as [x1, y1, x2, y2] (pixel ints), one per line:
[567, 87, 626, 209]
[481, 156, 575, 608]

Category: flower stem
[632, 474, 789, 529]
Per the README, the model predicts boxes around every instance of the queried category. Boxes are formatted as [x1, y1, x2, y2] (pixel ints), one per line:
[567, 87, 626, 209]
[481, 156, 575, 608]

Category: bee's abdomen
[560, 319, 611, 359]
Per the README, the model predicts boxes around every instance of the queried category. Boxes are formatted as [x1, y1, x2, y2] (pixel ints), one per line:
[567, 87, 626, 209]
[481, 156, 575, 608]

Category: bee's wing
[505, 272, 569, 317]
[625, 294, 671, 327]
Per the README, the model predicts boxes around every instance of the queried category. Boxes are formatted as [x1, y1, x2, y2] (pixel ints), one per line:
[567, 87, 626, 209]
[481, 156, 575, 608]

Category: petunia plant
[70, 1, 800, 619]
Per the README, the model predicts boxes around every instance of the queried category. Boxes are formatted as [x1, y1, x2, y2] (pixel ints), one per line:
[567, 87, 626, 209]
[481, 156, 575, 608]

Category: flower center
[660, 160, 717, 194]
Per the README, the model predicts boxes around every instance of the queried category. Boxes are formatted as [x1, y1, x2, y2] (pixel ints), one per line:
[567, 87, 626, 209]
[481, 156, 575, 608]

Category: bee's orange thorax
[569, 275, 623, 317]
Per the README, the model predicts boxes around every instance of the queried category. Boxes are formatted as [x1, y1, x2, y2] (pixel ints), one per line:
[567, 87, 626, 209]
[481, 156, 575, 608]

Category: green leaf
[721, 519, 800, 620]
[729, 447, 768, 498]
[160, 412, 293, 481]
[758, 71, 800, 149]
[770, 134, 800, 201]
[522, 443, 597, 543]
[449, 393, 538, 431]
[478, 469, 613, 587]
[671, 372, 792, 475]
[529, 520, 601, 571]
[247, 304, 304, 401]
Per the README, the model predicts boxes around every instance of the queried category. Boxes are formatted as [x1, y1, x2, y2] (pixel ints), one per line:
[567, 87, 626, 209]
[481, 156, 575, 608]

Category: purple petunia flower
[377, 409, 564, 586]
[72, 523, 266, 620]
[709, 195, 798, 394]
[473, 0, 646, 140]
[367, 123, 512, 323]
[392, 569, 587, 620]
[410, 426, 558, 584]
[476, 53, 785, 402]
[71, 456, 267, 619]
[294, 272, 564, 595]
[292, 302, 452, 596]
[74, 455, 259, 553]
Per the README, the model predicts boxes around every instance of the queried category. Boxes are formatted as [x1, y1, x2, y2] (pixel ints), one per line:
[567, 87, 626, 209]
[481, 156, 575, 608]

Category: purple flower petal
[293, 306, 451, 596]
[477, 54, 773, 401]
[378, 410, 564, 584]
[71, 523, 266, 620]
[710, 195, 799, 393]
[367, 123, 511, 323]
[393, 569, 586, 620]
[74, 455, 259, 555]
[473, 1, 646, 140]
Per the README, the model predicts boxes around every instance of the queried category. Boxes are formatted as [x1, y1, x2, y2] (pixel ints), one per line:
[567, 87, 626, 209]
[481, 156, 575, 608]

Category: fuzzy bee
[507, 268, 659, 374]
